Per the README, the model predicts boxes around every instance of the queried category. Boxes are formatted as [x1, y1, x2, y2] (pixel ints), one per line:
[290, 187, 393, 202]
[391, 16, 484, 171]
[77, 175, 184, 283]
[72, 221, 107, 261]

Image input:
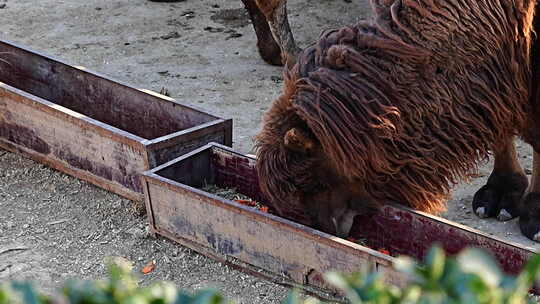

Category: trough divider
[144, 120, 233, 148]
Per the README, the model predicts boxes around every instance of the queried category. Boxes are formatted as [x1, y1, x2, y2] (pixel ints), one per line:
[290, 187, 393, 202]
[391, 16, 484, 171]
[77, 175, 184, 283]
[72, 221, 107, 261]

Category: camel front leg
[473, 137, 528, 220]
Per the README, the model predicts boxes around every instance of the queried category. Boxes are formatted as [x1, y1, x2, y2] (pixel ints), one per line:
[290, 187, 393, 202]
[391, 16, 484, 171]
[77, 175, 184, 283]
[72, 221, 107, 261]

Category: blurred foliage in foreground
[2, 246, 540, 304]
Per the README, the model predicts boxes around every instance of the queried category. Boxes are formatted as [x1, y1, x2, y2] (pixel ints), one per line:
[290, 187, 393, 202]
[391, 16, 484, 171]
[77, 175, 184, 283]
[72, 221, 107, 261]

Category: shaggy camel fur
[254, 0, 540, 241]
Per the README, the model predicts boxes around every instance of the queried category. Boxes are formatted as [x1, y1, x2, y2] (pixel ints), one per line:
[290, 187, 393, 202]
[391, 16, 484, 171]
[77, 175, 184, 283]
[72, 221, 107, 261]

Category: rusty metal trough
[142, 143, 538, 295]
[0, 39, 232, 201]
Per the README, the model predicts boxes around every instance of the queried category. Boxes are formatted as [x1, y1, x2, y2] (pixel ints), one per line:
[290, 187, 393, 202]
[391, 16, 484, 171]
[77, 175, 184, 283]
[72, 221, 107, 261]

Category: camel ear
[284, 128, 315, 153]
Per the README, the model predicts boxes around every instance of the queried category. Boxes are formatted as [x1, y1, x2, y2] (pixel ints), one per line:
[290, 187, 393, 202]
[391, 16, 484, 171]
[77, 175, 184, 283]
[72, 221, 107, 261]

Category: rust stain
[53, 146, 142, 192]
[0, 121, 50, 154]
[205, 231, 244, 255]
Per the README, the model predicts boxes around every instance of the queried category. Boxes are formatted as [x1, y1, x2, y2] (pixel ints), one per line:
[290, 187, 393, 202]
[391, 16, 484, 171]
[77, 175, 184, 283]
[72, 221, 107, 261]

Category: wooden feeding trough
[142, 143, 538, 295]
[0, 39, 232, 201]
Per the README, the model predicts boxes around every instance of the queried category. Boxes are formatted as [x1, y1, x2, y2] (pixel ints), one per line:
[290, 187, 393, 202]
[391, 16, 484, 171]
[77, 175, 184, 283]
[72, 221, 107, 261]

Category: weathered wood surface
[144, 178, 401, 291]
[143, 144, 405, 293]
[143, 143, 539, 294]
[0, 39, 232, 201]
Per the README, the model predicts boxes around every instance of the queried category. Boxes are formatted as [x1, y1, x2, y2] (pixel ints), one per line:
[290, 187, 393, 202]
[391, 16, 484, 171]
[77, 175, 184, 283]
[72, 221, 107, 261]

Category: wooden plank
[143, 144, 402, 293]
[0, 139, 141, 201]
[154, 222, 350, 301]
[0, 39, 232, 200]
[145, 179, 398, 290]
[144, 119, 233, 168]
[0, 86, 148, 198]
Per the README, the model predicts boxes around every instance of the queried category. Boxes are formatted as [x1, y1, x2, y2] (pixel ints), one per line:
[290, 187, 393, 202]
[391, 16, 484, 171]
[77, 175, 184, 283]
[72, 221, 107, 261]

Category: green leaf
[425, 246, 445, 281]
[323, 271, 351, 291]
[11, 282, 43, 304]
[147, 283, 178, 303]
[174, 293, 195, 304]
[323, 272, 363, 303]
[394, 256, 418, 279]
[401, 285, 421, 303]
[282, 290, 302, 304]
[0, 286, 10, 304]
[190, 289, 225, 304]
[457, 248, 502, 288]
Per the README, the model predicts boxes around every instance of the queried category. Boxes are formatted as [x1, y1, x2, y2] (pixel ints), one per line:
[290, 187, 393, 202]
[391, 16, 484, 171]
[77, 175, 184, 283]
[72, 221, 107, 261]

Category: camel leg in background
[242, 0, 301, 67]
[240, 0, 283, 65]
[256, 0, 302, 67]
[519, 151, 540, 241]
[518, 3, 540, 241]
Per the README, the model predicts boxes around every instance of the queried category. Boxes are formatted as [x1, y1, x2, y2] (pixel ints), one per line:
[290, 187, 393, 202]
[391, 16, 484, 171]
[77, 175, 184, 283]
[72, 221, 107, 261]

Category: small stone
[126, 227, 146, 239]
[204, 26, 224, 33]
[226, 33, 243, 39]
[270, 75, 283, 83]
[160, 31, 180, 40]
[112, 199, 122, 209]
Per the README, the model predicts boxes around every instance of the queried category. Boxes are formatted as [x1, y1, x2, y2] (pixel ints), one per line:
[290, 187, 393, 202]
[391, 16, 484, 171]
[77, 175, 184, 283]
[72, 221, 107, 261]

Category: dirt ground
[0, 0, 539, 303]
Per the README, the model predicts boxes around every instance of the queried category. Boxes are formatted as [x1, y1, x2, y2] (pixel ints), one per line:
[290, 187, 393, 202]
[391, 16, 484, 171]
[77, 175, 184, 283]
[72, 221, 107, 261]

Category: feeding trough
[0, 39, 232, 201]
[141, 142, 538, 295]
